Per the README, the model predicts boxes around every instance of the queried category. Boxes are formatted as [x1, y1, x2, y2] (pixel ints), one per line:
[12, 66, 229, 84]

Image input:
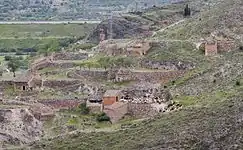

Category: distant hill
[0, 0, 173, 21]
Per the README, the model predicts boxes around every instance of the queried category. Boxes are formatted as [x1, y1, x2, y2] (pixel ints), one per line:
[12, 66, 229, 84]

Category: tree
[7, 58, 20, 77]
[184, 4, 191, 17]
[96, 112, 110, 122]
[78, 103, 90, 115]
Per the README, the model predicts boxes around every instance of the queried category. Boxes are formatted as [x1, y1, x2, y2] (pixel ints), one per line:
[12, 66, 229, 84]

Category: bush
[236, 81, 241, 86]
[4, 56, 12, 61]
[78, 103, 90, 115]
[96, 113, 110, 122]
[239, 46, 243, 51]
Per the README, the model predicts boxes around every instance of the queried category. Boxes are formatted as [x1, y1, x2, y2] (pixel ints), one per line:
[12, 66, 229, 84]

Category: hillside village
[0, 0, 243, 149]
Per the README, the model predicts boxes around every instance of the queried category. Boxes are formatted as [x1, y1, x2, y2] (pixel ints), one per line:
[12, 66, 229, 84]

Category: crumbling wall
[74, 70, 108, 80]
[141, 60, 195, 70]
[127, 103, 157, 118]
[131, 70, 186, 83]
[218, 40, 236, 52]
[52, 52, 88, 60]
[43, 80, 81, 89]
[103, 102, 128, 123]
[39, 99, 82, 110]
[68, 69, 185, 83]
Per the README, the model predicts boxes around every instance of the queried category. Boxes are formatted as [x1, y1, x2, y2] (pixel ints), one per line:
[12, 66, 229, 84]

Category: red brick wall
[103, 96, 117, 105]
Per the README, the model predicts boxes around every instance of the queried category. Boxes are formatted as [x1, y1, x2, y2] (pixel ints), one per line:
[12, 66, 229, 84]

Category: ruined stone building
[201, 31, 237, 56]
[2, 71, 42, 92]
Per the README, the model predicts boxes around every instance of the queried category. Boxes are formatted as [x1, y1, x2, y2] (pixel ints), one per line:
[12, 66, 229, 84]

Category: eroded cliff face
[0, 108, 43, 146]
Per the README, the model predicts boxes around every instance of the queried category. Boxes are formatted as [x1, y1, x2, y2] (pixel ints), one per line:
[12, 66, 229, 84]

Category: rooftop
[103, 90, 121, 97]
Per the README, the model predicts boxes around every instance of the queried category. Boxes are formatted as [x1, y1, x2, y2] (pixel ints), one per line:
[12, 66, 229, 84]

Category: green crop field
[0, 23, 97, 52]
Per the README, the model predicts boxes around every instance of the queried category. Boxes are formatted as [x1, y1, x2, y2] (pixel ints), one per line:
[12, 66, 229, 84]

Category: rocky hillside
[87, 17, 151, 43]
[157, 0, 243, 41]
[27, 0, 243, 149]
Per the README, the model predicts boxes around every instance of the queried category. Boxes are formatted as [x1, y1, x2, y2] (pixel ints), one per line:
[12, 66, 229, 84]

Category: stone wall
[43, 80, 81, 89]
[141, 60, 195, 70]
[73, 70, 108, 80]
[39, 99, 82, 110]
[69, 69, 185, 83]
[32, 60, 74, 71]
[130, 70, 186, 83]
[52, 52, 88, 61]
[103, 102, 128, 123]
[127, 103, 157, 118]
[218, 40, 236, 52]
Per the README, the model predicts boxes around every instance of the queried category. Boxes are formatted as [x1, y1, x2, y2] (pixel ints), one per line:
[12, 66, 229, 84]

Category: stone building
[29, 104, 55, 121]
[126, 40, 151, 56]
[12, 71, 42, 91]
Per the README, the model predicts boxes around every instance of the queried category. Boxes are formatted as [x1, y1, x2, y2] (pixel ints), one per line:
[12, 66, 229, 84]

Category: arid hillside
[26, 0, 243, 149]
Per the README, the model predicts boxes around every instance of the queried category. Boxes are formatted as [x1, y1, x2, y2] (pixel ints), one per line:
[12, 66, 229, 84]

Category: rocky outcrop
[87, 17, 149, 43]
[0, 108, 43, 145]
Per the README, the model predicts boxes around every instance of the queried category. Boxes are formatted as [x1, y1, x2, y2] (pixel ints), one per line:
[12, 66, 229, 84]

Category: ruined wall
[131, 70, 186, 83]
[70, 69, 185, 83]
[39, 99, 82, 110]
[74, 70, 108, 80]
[141, 60, 195, 70]
[52, 52, 88, 60]
[127, 103, 157, 118]
[218, 40, 236, 52]
[103, 102, 128, 123]
[88, 105, 102, 113]
[32, 61, 75, 71]
[43, 80, 81, 89]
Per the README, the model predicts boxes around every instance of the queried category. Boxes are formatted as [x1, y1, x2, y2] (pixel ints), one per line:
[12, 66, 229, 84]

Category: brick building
[205, 40, 218, 56]
[102, 90, 121, 106]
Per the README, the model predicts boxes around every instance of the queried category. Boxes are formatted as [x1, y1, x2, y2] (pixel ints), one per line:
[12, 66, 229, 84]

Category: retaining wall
[127, 103, 157, 118]
[39, 99, 83, 110]
[52, 52, 88, 60]
[43, 80, 81, 89]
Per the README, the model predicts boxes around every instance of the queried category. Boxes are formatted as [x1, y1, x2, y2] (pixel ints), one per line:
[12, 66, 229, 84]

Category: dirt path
[152, 19, 185, 37]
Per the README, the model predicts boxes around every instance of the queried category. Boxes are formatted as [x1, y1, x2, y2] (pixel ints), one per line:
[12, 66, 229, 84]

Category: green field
[0, 23, 97, 52]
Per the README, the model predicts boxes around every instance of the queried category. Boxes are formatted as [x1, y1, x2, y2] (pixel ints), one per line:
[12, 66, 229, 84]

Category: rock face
[87, 17, 149, 43]
[0, 108, 43, 145]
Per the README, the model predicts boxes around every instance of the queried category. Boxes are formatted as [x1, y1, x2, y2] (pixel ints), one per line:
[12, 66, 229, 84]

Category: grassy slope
[157, 0, 243, 40]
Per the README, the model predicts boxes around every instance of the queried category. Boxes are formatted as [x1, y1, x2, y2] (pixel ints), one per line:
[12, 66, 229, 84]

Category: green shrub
[236, 81, 241, 86]
[4, 56, 12, 61]
[78, 103, 90, 115]
[240, 46, 243, 51]
[96, 113, 110, 122]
